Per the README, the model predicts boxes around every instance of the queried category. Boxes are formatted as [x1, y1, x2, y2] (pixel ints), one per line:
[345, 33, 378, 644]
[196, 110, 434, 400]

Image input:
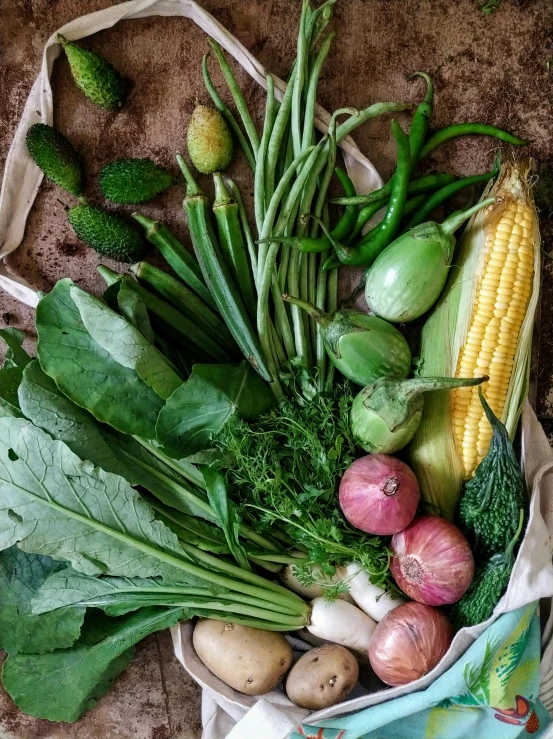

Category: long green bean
[291, 0, 310, 157]
[208, 40, 260, 157]
[257, 145, 317, 284]
[301, 31, 334, 152]
[201, 54, 256, 170]
[254, 75, 276, 235]
[266, 67, 297, 205]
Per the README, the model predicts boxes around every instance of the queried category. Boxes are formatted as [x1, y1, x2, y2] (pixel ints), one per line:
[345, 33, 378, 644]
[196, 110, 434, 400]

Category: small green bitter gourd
[26, 123, 83, 196]
[99, 158, 175, 204]
[459, 387, 526, 557]
[58, 34, 129, 110]
[68, 204, 145, 262]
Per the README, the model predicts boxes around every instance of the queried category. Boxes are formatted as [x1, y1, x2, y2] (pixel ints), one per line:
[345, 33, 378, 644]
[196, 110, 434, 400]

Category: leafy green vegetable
[218, 381, 392, 588]
[0, 547, 85, 655]
[201, 465, 250, 570]
[479, 0, 500, 15]
[0, 367, 24, 418]
[156, 362, 274, 458]
[459, 389, 527, 557]
[145, 494, 229, 553]
[0, 416, 207, 583]
[18, 360, 213, 523]
[2, 607, 184, 722]
[36, 279, 178, 439]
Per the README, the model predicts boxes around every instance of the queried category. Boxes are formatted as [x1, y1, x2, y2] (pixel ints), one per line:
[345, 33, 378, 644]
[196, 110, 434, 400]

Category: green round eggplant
[365, 198, 496, 323]
[283, 296, 412, 386]
[350, 375, 488, 454]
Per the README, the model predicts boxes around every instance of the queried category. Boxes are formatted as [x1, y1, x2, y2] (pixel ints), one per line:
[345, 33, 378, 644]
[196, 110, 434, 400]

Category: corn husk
[408, 160, 541, 520]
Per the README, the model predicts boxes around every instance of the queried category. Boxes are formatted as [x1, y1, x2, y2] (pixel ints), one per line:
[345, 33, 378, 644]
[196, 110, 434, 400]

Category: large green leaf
[156, 362, 274, 457]
[35, 279, 175, 439]
[0, 417, 207, 584]
[2, 607, 185, 722]
[32, 570, 226, 616]
[0, 547, 85, 655]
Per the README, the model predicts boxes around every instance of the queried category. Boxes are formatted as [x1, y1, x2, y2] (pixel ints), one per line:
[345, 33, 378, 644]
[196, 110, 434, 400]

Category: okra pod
[97, 266, 232, 363]
[132, 213, 217, 311]
[212, 174, 257, 321]
[177, 155, 272, 383]
[131, 261, 237, 354]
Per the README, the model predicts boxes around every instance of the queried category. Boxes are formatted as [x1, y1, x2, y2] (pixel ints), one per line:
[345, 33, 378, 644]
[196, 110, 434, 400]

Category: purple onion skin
[368, 601, 453, 686]
[339, 454, 420, 535]
[390, 516, 475, 606]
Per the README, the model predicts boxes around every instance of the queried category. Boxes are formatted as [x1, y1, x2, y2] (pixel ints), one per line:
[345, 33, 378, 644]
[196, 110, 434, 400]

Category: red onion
[390, 516, 474, 606]
[368, 601, 453, 686]
[339, 454, 420, 535]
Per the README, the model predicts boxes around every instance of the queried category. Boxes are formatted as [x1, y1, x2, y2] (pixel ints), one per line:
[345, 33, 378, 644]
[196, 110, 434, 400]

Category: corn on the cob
[408, 161, 540, 520]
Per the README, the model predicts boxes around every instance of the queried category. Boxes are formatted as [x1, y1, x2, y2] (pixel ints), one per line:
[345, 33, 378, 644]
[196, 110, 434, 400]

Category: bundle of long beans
[201, 0, 410, 398]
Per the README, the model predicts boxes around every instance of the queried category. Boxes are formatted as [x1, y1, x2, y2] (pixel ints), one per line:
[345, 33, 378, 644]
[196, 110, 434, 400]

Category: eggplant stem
[282, 294, 332, 328]
[400, 375, 489, 402]
[441, 197, 496, 235]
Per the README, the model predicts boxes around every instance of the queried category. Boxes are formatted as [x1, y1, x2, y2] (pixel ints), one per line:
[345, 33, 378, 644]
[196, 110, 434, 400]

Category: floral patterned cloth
[292, 605, 550, 739]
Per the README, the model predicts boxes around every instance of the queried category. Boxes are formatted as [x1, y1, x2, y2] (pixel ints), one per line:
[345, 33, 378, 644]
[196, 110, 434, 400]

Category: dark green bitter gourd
[26, 123, 83, 196]
[459, 388, 526, 557]
[99, 158, 175, 204]
[68, 204, 145, 262]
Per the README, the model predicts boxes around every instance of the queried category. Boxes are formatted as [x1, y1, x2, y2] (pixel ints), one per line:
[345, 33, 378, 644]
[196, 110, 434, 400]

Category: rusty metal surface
[0, 0, 552, 736]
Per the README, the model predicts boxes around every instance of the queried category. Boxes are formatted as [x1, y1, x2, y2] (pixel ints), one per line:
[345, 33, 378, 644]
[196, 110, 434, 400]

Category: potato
[193, 619, 293, 695]
[285, 644, 359, 709]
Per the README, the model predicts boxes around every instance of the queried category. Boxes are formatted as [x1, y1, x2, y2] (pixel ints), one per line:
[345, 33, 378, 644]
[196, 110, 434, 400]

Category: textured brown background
[1, 0, 552, 736]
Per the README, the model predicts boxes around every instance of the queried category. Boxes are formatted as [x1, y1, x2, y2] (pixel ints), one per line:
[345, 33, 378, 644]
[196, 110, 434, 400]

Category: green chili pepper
[351, 192, 428, 241]
[323, 193, 427, 271]
[419, 123, 528, 159]
[332, 120, 411, 267]
[332, 172, 457, 208]
[407, 71, 434, 163]
[405, 159, 500, 229]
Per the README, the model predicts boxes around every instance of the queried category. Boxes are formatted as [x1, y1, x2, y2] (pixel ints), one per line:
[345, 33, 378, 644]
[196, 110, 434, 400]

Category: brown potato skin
[285, 644, 359, 709]
[193, 620, 293, 695]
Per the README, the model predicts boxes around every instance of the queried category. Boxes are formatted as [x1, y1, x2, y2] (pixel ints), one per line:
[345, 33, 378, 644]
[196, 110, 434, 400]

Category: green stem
[441, 197, 496, 235]
[191, 611, 301, 632]
[177, 540, 308, 614]
[133, 438, 206, 490]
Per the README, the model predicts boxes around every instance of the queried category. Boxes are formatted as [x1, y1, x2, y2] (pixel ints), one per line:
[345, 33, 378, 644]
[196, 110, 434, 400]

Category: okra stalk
[97, 266, 232, 363]
[132, 213, 217, 311]
[131, 261, 236, 354]
[177, 155, 272, 384]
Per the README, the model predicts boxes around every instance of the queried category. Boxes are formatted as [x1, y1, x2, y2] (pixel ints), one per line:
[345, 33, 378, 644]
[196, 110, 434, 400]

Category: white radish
[280, 563, 354, 603]
[344, 562, 405, 622]
[307, 597, 376, 654]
